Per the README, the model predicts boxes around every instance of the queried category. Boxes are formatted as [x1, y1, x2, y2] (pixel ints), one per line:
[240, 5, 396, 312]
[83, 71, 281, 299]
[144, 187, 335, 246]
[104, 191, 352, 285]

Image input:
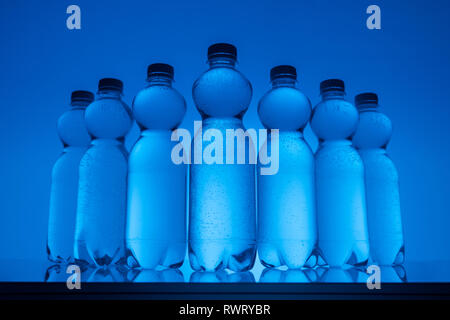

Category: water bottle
[353, 93, 404, 266]
[189, 43, 256, 271]
[310, 79, 369, 267]
[47, 90, 93, 263]
[126, 63, 187, 269]
[257, 65, 316, 269]
[74, 78, 132, 267]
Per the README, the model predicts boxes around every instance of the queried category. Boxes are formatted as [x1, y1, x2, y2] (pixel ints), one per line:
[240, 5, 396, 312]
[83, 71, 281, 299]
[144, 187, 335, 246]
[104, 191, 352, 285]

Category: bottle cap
[147, 63, 174, 79]
[320, 79, 345, 94]
[207, 43, 237, 60]
[98, 78, 123, 92]
[355, 92, 379, 107]
[270, 65, 297, 81]
[71, 90, 94, 103]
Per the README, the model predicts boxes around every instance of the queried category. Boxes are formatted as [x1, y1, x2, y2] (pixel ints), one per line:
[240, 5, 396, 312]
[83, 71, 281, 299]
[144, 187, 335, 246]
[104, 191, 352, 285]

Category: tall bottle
[126, 63, 187, 269]
[257, 65, 316, 269]
[74, 78, 132, 267]
[48, 90, 93, 263]
[352, 93, 404, 265]
[310, 79, 369, 267]
[189, 43, 256, 271]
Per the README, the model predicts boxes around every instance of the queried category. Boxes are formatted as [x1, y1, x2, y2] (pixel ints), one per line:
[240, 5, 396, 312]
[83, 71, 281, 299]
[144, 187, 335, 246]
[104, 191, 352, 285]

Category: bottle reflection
[130, 268, 185, 282]
[44, 263, 94, 282]
[317, 265, 407, 283]
[87, 265, 129, 282]
[44, 264, 66, 282]
[190, 271, 255, 283]
[260, 268, 317, 283]
[379, 265, 407, 283]
[318, 267, 363, 283]
[45, 264, 406, 283]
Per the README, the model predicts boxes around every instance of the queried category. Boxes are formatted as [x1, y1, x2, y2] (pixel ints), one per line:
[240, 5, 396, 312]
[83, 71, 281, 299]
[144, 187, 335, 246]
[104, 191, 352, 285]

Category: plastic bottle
[189, 43, 256, 271]
[257, 65, 316, 269]
[74, 78, 132, 267]
[126, 63, 187, 269]
[48, 90, 93, 263]
[310, 79, 369, 267]
[352, 92, 404, 266]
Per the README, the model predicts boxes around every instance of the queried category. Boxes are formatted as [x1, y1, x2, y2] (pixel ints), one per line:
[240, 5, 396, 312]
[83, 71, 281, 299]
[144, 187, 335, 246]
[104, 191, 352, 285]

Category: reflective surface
[1, 259, 449, 283]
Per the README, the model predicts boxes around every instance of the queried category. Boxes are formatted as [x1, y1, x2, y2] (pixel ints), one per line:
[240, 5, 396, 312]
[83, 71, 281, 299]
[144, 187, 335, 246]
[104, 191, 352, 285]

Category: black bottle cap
[207, 43, 237, 60]
[320, 79, 345, 94]
[270, 65, 297, 81]
[71, 90, 94, 103]
[147, 63, 174, 79]
[355, 92, 379, 107]
[98, 78, 123, 92]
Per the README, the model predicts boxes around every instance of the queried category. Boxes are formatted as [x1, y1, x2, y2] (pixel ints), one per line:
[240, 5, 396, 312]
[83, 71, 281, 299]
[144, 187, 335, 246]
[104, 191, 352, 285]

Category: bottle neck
[97, 89, 122, 99]
[208, 56, 236, 68]
[70, 101, 91, 108]
[321, 90, 345, 100]
[271, 77, 296, 88]
[357, 103, 378, 112]
[146, 75, 173, 86]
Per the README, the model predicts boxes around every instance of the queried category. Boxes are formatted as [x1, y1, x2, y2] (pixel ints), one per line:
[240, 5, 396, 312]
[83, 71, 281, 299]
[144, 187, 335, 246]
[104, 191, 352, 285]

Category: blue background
[1, 0, 449, 267]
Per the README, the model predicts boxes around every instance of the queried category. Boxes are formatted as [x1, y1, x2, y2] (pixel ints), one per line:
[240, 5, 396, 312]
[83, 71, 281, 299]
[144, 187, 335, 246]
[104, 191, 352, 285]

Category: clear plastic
[310, 90, 370, 267]
[126, 74, 187, 269]
[74, 89, 132, 267]
[257, 76, 317, 269]
[189, 54, 256, 272]
[47, 100, 91, 263]
[353, 104, 404, 266]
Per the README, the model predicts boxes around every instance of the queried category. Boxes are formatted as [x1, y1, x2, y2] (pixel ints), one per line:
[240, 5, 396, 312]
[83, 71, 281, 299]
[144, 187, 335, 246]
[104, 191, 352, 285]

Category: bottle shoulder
[311, 98, 358, 141]
[353, 111, 393, 149]
[192, 66, 252, 118]
[132, 85, 186, 130]
[57, 108, 91, 147]
[85, 98, 132, 139]
[258, 86, 311, 130]
[135, 84, 185, 104]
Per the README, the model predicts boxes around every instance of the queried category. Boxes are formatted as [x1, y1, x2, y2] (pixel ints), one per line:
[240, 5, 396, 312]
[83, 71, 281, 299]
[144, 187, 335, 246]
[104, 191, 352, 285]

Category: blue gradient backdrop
[1, 0, 449, 264]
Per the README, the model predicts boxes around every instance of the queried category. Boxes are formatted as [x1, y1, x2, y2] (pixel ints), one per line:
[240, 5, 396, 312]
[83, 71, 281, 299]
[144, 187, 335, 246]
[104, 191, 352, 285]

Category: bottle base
[318, 240, 370, 267]
[258, 240, 317, 269]
[75, 240, 126, 267]
[126, 239, 186, 269]
[189, 239, 256, 272]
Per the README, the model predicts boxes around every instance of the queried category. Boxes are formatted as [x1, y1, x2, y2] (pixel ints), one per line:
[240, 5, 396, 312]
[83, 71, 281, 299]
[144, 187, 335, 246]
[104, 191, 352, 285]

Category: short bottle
[48, 90, 93, 263]
[74, 78, 132, 267]
[352, 93, 404, 266]
[257, 65, 317, 269]
[310, 79, 370, 267]
[126, 63, 187, 269]
[189, 43, 256, 272]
